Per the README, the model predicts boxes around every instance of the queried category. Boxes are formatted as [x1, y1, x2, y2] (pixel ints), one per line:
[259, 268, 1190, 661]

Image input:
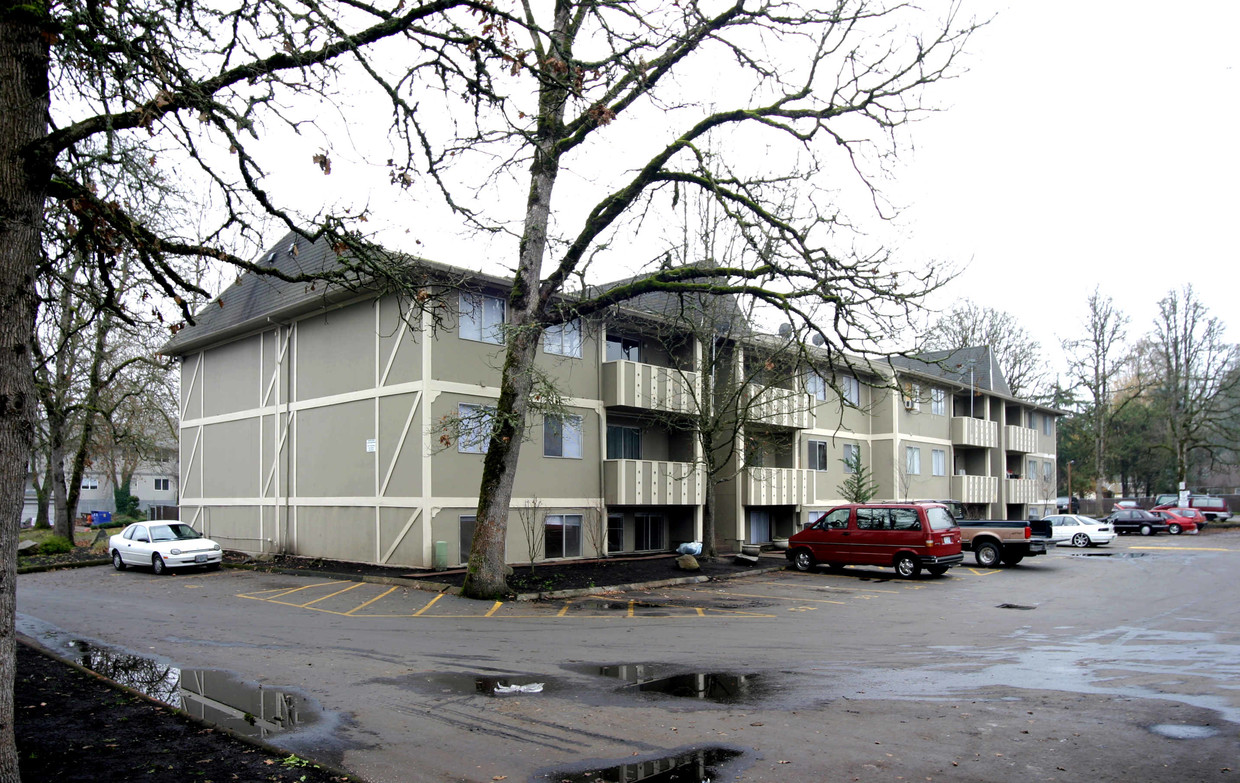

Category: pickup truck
[956, 520, 1055, 567]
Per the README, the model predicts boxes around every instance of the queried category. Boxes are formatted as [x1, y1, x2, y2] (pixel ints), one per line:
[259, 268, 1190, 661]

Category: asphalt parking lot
[17, 532, 1240, 783]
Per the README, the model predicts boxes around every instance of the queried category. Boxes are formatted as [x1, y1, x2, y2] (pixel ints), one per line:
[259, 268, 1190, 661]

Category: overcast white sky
[888, 0, 1240, 377]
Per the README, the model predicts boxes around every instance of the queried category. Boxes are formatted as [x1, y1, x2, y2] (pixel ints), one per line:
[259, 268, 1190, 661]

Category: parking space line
[1131, 546, 1231, 551]
[345, 586, 398, 615]
[413, 593, 445, 616]
[484, 601, 503, 617]
[556, 602, 572, 617]
[245, 581, 343, 599]
[299, 582, 365, 607]
[724, 591, 846, 605]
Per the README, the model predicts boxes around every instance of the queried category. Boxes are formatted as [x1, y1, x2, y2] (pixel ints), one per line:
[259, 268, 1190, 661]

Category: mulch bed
[236, 551, 787, 594]
[15, 643, 357, 783]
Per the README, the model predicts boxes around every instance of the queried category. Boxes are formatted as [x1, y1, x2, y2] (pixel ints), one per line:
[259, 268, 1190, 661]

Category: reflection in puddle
[418, 672, 556, 696]
[537, 747, 743, 783]
[1150, 723, 1219, 739]
[62, 639, 315, 739]
[596, 664, 763, 704]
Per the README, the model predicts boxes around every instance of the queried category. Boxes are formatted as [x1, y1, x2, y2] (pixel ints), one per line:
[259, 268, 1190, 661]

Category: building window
[634, 514, 666, 551]
[932, 449, 946, 477]
[842, 375, 860, 406]
[606, 425, 641, 460]
[154, 478, 171, 492]
[904, 382, 921, 411]
[459, 515, 476, 565]
[808, 440, 829, 471]
[1043, 461, 1053, 484]
[545, 514, 583, 559]
[843, 443, 861, 473]
[544, 414, 583, 459]
[81, 477, 99, 490]
[931, 387, 946, 416]
[459, 291, 506, 344]
[605, 334, 641, 362]
[607, 514, 624, 553]
[805, 371, 827, 401]
[1027, 458, 1038, 478]
[457, 403, 495, 454]
[544, 320, 582, 358]
[1043, 414, 1053, 436]
[1027, 410, 1037, 429]
[906, 446, 921, 475]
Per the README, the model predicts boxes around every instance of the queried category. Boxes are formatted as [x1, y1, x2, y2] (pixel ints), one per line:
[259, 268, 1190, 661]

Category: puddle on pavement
[59, 638, 319, 739]
[1150, 723, 1220, 739]
[997, 603, 1037, 610]
[535, 746, 744, 783]
[419, 672, 559, 696]
[593, 664, 766, 704]
[1071, 552, 1148, 558]
[574, 599, 665, 611]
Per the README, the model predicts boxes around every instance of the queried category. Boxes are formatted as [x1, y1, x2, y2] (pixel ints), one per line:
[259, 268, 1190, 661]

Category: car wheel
[206, 562, 221, 572]
[152, 554, 167, 575]
[1002, 553, 1025, 566]
[926, 564, 949, 576]
[894, 553, 921, 578]
[111, 550, 126, 571]
[792, 549, 816, 572]
[975, 541, 1001, 567]
[1139, 524, 1153, 536]
[1072, 533, 1090, 548]
[1169, 523, 1182, 535]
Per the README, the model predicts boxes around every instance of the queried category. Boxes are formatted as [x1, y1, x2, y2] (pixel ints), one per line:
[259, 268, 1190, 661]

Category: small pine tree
[837, 450, 878, 503]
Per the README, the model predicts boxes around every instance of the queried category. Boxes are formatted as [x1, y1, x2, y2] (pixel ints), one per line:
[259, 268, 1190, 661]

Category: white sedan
[1042, 514, 1116, 548]
[110, 523, 223, 574]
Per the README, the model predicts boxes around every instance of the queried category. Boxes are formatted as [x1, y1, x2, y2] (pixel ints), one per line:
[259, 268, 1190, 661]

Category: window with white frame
[1043, 461, 1053, 484]
[81, 477, 99, 490]
[154, 478, 171, 492]
[805, 371, 827, 401]
[808, 440, 829, 471]
[1027, 458, 1038, 478]
[457, 403, 496, 454]
[459, 291, 506, 344]
[1027, 410, 1037, 429]
[1043, 414, 1053, 436]
[931, 387, 946, 416]
[932, 449, 946, 477]
[904, 382, 921, 411]
[843, 443, 861, 473]
[545, 514, 583, 558]
[606, 425, 641, 460]
[906, 446, 921, 475]
[543, 320, 582, 358]
[544, 414, 583, 459]
[842, 375, 861, 406]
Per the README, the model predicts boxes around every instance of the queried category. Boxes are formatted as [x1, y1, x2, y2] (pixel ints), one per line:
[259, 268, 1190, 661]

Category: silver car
[1042, 514, 1116, 548]
[110, 523, 223, 574]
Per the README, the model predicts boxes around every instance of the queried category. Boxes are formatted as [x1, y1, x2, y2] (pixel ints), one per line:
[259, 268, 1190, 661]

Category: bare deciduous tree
[923, 300, 1049, 400]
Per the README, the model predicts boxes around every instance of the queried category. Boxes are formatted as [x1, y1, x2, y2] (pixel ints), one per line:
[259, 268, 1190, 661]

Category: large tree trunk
[50, 431, 74, 539]
[0, 6, 51, 780]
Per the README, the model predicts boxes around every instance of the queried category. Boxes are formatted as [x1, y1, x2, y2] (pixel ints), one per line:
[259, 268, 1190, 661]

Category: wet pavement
[16, 532, 1240, 782]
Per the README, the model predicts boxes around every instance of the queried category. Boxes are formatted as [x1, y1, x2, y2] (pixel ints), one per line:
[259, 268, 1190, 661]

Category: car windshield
[150, 524, 202, 542]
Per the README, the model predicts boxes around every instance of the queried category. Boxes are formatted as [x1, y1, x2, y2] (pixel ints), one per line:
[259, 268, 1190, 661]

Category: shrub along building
[162, 233, 1060, 569]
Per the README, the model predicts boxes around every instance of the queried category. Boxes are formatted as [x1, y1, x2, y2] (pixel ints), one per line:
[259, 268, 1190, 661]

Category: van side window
[857, 508, 888, 530]
[823, 509, 850, 529]
[891, 508, 920, 531]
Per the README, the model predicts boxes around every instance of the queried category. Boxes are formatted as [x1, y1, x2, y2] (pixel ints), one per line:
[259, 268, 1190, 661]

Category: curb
[16, 635, 373, 783]
[510, 561, 789, 601]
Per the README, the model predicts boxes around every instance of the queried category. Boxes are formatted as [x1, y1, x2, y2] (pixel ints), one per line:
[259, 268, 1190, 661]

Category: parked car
[1112, 500, 1140, 510]
[1151, 505, 1208, 530]
[1185, 495, 1231, 522]
[786, 503, 963, 578]
[1151, 509, 1199, 535]
[110, 522, 223, 574]
[1103, 508, 1168, 536]
[1056, 496, 1080, 514]
[1042, 514, 1115, 547]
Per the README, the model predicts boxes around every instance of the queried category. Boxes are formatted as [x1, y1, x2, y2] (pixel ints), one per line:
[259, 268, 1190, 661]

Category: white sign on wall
[366, 438, 377, 453]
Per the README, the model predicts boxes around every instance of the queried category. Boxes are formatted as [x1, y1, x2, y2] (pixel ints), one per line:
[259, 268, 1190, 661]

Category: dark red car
[1151, 509, 1199, 535]
[786, 503, 962, 578]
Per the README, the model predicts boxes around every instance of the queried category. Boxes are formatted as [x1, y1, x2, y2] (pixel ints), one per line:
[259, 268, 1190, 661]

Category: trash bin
[90, 511, 112, 527]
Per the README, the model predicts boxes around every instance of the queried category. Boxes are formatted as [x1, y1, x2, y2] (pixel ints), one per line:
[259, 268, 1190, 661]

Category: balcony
[951, 474, 998, 504]
[604, 459, 703, 506]
[745, 385, 813, 429]
[602, 361, 698, 415]
[951, 416, 998, 448]
[1004, 425, 1038, 454]
[1005, 478, 1037, 504]
[743, 467, 819, 507]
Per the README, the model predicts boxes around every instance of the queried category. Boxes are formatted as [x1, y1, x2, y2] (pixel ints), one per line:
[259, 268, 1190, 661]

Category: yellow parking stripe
[245, 581, 343, 598]
[484, 601, 503, 617]
[345, 586, 398, 615]
[556, 602, 572, 617]
[299, 582, 365, 607]
[725, 591, 846, 605]
[413, 593, 445, 616]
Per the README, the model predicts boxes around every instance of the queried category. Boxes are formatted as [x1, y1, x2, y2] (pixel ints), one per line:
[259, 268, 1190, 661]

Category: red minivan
[785, 503, 963, 578]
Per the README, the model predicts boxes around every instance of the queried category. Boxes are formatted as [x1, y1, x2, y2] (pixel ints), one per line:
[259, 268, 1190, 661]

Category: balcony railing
[951, 416, 998, 448]
[951, 474, 998, 504]
[602, 361, 698, 415]
[603, 459, 703, 506]
[745, 385, 813, 429]
[743, 467, 819, 507]
[1005, 478, 1038, 504]
[1004, 425, 1038, 454]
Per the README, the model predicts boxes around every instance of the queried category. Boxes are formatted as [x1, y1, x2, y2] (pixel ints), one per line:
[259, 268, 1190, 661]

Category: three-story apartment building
[163, 233, 1059, 568]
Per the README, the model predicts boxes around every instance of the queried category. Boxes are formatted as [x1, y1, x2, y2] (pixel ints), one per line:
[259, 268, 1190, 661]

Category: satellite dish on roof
[811, 334, 825, 346]
[777, 323, 792, 338]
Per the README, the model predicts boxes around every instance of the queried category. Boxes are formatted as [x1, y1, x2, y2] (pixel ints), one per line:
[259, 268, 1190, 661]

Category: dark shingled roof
[889, 346, 1012, 397]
